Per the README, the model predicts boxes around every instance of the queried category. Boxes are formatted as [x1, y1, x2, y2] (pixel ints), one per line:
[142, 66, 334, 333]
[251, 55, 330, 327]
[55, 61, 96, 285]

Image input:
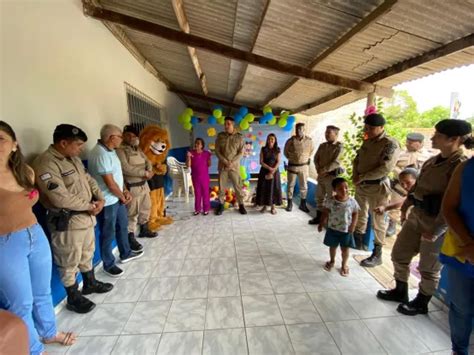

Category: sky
[395, 64, 474, 119]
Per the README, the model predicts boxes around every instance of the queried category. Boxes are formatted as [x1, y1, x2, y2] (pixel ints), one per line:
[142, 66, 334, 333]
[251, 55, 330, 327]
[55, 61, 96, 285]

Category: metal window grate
[125, 82, 165, 130]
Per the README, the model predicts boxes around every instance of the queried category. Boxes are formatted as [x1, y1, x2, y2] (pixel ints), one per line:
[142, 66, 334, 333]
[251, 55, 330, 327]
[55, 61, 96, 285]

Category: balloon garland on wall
[178, 105, 295, 132]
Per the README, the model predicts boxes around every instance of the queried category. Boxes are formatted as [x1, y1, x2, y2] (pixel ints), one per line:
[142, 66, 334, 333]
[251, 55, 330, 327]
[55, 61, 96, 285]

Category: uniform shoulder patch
[39, 173, 52, 181]
[383, 141, 398, 161]
[47, 182, 59, 191]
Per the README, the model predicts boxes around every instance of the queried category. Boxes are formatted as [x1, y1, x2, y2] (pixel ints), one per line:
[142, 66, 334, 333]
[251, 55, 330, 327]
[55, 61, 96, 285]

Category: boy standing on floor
[318, 177, 360, 277]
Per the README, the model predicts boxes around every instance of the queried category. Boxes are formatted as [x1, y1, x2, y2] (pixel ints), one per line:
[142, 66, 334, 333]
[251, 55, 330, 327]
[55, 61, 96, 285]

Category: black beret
[224, 116, 234, 122]
[53, 124, 87, 142]
[364, 113, 386, 126]
[406, 132, 424, 142]
[123, 124, 140, 136]
[400, 167, 419, 178]
[326, 125, 340, 131]
[435, 119, 472, 137]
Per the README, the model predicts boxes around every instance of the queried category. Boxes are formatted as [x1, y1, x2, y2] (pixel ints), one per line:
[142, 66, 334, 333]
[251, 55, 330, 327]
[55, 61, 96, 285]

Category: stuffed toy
[139, 125, 173, 231]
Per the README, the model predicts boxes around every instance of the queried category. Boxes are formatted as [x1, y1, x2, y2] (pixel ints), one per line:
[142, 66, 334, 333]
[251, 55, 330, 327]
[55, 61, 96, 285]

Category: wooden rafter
[294, 32, 474, 114]
[232, 0, 271, 101]
[171, 0, 208, 96]
[170, 88, 260, 114]
[83, 3, 379, 93]
[265, 0, 398, 106]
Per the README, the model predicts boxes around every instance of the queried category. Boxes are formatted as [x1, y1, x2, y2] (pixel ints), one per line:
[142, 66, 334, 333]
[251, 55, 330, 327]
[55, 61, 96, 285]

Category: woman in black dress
[256, 134, 282, 214]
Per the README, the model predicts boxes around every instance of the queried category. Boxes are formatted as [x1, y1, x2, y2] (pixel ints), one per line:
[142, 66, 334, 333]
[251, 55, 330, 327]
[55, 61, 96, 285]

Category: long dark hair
[194, 137, 205, 149]
[265, 133, 279, 151]
[0, 121, 34, 190]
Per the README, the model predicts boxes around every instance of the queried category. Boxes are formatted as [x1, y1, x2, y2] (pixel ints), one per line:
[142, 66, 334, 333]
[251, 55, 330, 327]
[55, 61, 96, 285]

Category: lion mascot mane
[139, 125, 173, 231]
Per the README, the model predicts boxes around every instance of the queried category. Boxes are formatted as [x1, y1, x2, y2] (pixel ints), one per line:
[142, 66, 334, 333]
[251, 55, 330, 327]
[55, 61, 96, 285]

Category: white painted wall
[0, 0, 188, 159]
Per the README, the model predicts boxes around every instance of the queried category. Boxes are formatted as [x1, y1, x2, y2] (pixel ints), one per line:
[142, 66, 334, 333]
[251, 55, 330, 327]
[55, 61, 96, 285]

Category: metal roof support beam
[265, 0, 397, 105]
[83, 3, 377, 93]
[171, 0, 208, 96]
[295, 32, 474, 113]
[170, 88, 260, 114]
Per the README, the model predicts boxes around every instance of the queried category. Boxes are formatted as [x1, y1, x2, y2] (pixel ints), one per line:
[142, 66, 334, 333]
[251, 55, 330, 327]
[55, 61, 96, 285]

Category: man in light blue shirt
[89, 124, 143, 277]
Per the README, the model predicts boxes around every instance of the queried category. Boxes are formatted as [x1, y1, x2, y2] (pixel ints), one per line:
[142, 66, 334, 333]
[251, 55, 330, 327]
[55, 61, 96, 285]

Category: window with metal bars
[125, 82, 165, 130]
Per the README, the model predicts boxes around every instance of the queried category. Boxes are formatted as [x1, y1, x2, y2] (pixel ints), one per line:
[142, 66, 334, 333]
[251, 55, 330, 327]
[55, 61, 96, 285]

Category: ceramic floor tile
[205, 297, 244, 329]
[103, 278, 147, 303]
[203, 328, 248, 355]
[81, 303, 135, 336]
[287, 323, 340, 355]
[209, 257, 238, 274]
[186, 245, 212, 258]
[237, 256, 266, 274]
[239, 272, 274, 295]
[208, 274, 240, 297]
[160, 244, 189, 259]
[164, 299, 207, 332]
[152, 259, 184, 277]
[341, 289, 398, 319]
[120, 261, 156, 279]
[157, 331, 203, 355]
[287, 255, 319, 271]
[326, 319, 386, 355]
[67, 335, 118, 354]
[123, 300, 171, 334]
[242, 294, 284, 326]
[400, 314, 452, 352]
[246, 325, 294, 355]
[138, 246, 162, 262]
[139, 277, 179, 301]
[296, 270, 337, 292]
[262, 255, 293, 271]
[364, 316, 430, 354]
[54, 308, 91, 335]
[308, 291, 359, 322]
[276, 293, 323, 324]
[111, 334, 161, 355]
[180, 258, 211, 276]
[268, 271, 306, 293]
[211, 244, 236, 258]
[174, 275, 209, 299]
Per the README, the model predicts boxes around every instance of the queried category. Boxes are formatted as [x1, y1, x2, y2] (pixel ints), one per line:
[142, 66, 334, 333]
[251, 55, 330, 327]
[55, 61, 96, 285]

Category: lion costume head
[139, 125, 171, 174]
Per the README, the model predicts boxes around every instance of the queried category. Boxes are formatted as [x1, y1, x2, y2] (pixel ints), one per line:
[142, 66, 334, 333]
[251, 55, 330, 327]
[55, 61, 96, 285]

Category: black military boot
[138, 223, 158, 238]
[353, 232, 364, 250]
[286, 199, 293, 212]
[81, 269, 114, 295]
[397, 292, 432, 316]
[238, 204, 248, 215]
[308, 211, 322, 225]
[215, 202, 224, 215]
[377, 280, 409, 303]
[360, 244, 383, 267]
[299, 199, 310, 213]
[65, 283, 96, 314]
[128, 232, 143, 252]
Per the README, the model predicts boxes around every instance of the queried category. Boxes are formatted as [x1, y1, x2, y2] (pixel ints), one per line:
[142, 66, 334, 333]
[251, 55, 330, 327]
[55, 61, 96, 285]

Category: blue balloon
[191, 116, 199, 125]
[234, 114, 243, 124]
[287, 115, 296, 124]
[263, 112, 274, 122]
[208, 116, 217, 125]
[283, 120, 295, 131]
[239, 106, 248, 116]
[259, 116, 267, 124]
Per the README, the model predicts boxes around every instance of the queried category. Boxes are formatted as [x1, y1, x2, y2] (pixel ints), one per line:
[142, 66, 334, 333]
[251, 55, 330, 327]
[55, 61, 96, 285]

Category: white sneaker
[120, 250, 144, 264]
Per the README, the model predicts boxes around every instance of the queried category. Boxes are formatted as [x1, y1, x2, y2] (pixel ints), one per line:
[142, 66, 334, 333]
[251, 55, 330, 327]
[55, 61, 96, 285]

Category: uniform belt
[360, 178, 386, 185]
[126, 181, 147, 188]
[288, 160, 310, 167]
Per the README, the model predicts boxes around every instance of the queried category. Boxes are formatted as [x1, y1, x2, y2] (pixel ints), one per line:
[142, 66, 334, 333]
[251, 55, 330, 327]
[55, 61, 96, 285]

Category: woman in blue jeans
[441, 130, 474, 355]
[0, 121, 76, 354]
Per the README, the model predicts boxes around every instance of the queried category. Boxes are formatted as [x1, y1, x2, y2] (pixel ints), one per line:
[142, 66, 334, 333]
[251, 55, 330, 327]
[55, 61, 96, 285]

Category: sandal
[340, 266, 349, 277]
[193, 211, 200, 216]
[42, 331, 76, 346]
[270, 208, 277, 215]
[203, 211, 209, 216]
[323, 261, 334, 272]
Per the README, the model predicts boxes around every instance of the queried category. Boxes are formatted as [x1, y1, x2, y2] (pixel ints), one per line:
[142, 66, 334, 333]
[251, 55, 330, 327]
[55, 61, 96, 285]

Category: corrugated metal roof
[96, 0, 474, 116]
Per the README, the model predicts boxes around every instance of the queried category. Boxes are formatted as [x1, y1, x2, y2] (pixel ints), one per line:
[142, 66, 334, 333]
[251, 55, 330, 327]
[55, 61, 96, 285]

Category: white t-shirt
[324, 197, 360, 233]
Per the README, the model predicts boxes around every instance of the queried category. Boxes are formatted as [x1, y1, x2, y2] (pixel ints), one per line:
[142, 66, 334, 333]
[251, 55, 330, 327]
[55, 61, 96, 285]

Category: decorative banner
[207, 127, 216, 137]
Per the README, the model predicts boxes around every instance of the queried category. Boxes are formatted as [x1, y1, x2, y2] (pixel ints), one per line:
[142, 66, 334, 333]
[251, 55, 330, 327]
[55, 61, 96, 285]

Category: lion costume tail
[149, 189, 173, 231]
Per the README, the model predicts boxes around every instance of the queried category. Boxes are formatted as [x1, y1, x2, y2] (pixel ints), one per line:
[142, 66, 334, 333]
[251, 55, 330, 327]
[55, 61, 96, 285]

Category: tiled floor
[46, 200, 467, 355]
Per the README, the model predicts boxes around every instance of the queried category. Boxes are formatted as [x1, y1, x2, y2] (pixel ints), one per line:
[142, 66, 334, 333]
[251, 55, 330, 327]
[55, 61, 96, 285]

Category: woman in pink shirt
[186, 138, 211, 215]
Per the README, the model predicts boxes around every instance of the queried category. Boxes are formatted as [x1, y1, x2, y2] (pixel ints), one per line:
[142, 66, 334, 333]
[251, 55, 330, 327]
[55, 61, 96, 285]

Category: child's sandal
[340, 266, 349, 277]
[324, 261, 334, 271]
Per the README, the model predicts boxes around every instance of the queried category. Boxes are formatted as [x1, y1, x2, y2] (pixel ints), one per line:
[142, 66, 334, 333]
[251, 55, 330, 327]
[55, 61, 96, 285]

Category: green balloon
[245, 113, 255, 122]
[217, 116, 225, 125]
[268, 117, 277, 125]
[278, 118, 287, 128]
[183, 122, 192, 130]
[213, 109, 222, 119]
[263, 105, 272, 114]
[183, 114, 192, 123]
[240, 120, 250, 130]
[280, 111, 289, 120]
[184, 108, 193, 117]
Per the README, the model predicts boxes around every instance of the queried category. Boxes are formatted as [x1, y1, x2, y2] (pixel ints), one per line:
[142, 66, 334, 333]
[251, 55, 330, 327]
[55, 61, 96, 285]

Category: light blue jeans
[0, 223, 57, 355]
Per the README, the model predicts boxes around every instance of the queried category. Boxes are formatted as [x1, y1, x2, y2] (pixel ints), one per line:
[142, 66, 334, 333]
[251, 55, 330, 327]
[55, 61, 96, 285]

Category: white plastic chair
[167, 156, 193, 202]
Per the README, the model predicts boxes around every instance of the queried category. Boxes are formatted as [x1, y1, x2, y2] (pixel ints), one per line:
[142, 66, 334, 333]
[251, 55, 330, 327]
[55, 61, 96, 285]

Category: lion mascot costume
[139, 125, 173, 231]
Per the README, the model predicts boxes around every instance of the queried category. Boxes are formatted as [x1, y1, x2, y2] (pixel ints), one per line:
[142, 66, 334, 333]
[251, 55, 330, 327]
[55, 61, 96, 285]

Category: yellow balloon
[268, 117, 277, 125]
[263, 105, 272, 114]
[280, 111, 289, 120]
[184, 108, 193, 117]
[183, 122, 192, 130]
[217, 116, 225, 125]
[213, 109, 222, 119]
[207, 127, 216, 137]
[278, 118, 287, 128]
[183, 114, 192, 123]
[244, 113, 255, 122]
[240, 120, 250, 130]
